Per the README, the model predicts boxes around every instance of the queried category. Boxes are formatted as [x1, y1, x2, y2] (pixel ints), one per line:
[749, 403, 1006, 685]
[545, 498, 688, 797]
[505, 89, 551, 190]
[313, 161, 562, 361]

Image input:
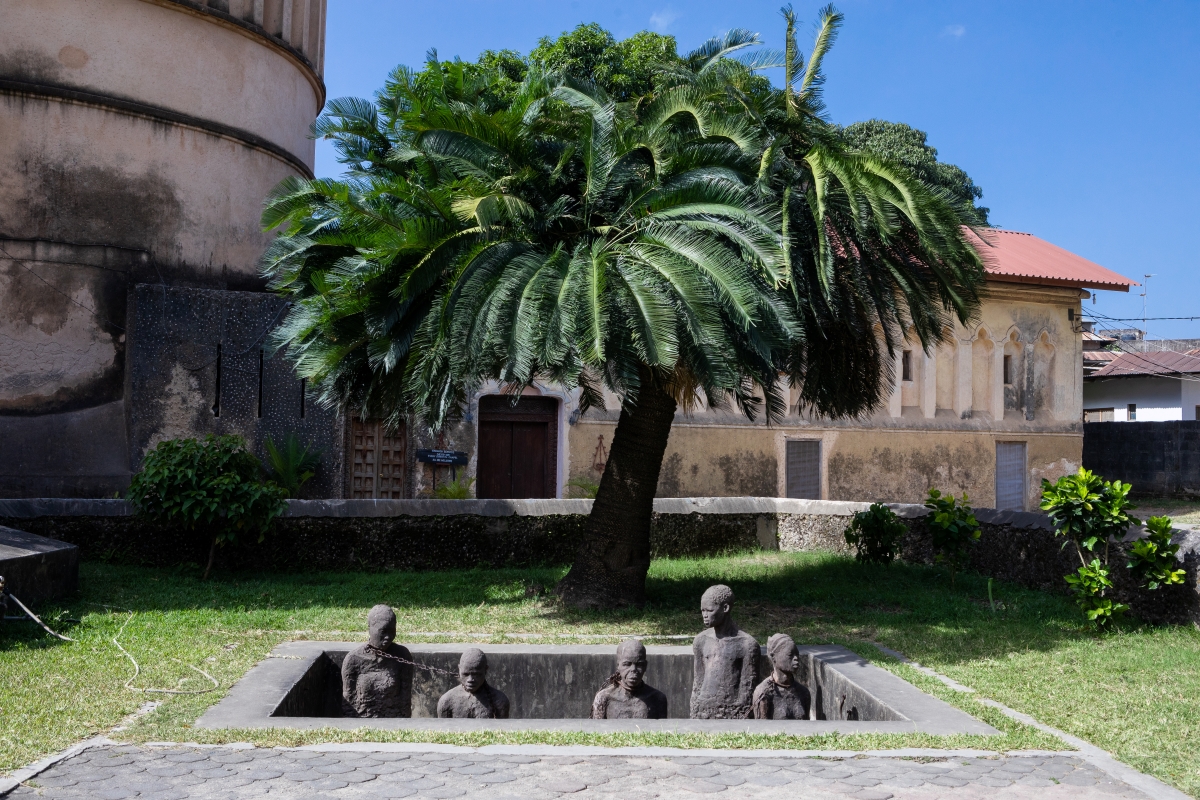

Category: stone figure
[341, 604, 412, 717]
[752, 634, 811, 720]
[591, 639, 668, 719]
[690, 584, 759, 719]
[437, 648, 510, 719]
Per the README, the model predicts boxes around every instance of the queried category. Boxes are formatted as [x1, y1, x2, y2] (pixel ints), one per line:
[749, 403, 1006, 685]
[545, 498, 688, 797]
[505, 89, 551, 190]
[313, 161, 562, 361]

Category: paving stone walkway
[6, 743, 1157, 799]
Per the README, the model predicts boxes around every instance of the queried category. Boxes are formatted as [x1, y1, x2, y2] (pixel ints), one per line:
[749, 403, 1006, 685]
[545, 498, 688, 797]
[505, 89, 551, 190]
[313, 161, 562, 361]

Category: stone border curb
[0, 736, 113, 796]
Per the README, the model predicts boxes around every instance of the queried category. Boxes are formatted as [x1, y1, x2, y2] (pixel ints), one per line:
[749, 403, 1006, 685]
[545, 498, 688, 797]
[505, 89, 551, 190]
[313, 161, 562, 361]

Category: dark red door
[476, 396, 557, 498]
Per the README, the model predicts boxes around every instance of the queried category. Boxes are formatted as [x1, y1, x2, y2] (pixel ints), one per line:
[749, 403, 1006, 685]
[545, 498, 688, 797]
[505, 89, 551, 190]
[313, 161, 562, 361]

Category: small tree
[128, 435, 287, 578]
[1040, 467, 1138, 628]
[844, 503, 906, 565]
[924, 489, 981, 587]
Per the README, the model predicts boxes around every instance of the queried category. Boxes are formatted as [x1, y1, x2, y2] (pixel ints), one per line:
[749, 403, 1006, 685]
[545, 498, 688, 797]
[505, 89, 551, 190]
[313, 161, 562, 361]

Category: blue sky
[318, 1, 1200, 339]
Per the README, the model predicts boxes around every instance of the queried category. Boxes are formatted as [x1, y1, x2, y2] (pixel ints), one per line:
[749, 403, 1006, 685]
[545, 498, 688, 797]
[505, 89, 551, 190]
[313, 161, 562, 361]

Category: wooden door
[476, 396, 557, 499]
[350, 419, 406, 499]
[785, 440, 821, 499]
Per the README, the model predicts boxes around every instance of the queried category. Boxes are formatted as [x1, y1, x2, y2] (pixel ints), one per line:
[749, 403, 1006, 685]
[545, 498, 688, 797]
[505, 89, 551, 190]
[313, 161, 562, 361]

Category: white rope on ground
[3, 589, 75, 642]
[111, 611, 219, 695]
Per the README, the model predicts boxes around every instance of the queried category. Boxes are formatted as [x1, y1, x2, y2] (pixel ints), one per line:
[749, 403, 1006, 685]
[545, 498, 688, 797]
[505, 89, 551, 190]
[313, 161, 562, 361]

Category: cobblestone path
[9, 743, 1153, 799]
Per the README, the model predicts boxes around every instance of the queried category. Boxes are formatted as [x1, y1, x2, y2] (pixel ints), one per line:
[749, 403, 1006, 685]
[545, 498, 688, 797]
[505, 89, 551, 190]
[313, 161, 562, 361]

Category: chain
[367, 644, 456, 676]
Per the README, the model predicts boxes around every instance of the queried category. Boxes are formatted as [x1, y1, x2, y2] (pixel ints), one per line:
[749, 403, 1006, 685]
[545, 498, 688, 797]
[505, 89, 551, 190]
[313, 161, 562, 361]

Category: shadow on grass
[0, 550, 1103, 669]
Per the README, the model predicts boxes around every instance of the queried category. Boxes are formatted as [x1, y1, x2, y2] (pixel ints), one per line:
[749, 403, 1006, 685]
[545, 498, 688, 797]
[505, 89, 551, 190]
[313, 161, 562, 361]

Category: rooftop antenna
[1141, 274, 1154, 338]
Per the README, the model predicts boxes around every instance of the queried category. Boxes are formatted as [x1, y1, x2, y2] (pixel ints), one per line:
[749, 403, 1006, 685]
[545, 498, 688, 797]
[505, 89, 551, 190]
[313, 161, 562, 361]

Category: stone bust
[591, 639, 668, 719]
[690, 584, 759, 719]
[752, 633, 811, 720]
[437, 648, 510, 719]
[341, 604, 412, 718]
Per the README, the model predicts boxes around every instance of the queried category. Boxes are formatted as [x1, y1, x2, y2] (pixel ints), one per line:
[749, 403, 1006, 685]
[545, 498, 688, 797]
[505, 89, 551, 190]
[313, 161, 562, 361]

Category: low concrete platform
[197, 642, 997, 736]
[0, 525, 78, 605]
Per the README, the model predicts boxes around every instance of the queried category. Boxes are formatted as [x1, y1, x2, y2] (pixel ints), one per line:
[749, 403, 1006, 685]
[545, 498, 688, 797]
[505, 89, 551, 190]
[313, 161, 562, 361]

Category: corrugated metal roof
[1088, 349, 1200, 378]
[965, 229, 1138, 291]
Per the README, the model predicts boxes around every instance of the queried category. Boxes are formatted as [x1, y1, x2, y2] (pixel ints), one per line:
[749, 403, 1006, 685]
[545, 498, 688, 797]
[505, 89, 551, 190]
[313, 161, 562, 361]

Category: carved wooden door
[350, 419, 406, 498]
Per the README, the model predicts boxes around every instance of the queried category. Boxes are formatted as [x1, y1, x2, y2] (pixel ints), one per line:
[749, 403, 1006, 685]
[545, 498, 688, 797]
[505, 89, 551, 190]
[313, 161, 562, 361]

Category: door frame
[476, 394, 559, 499]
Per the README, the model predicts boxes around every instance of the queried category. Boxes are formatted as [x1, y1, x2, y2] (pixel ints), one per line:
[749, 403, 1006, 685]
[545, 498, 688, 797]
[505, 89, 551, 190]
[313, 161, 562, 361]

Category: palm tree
[262, 59, 793, 608]
[262, 8, 986, 610]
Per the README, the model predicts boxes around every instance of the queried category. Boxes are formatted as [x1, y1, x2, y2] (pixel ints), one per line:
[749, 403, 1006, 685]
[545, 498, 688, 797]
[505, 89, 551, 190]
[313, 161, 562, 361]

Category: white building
[1083, 351, 1200, 421]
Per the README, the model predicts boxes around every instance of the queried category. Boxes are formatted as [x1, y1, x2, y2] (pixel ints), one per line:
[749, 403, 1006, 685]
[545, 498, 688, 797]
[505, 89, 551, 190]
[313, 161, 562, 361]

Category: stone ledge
[0, 525, 79, 603]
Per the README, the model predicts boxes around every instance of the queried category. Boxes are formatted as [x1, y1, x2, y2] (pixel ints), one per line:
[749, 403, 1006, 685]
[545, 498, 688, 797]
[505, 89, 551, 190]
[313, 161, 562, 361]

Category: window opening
[257, 349, 264, 418]
[1084, 408, 1114, 423]
[901, 350, 913, 382]
[1003, 354, 1013, 385]
[785, 440, 821, 499]
[1128, 403, 1137, 421]
[995, 441, 1027, 511]
[211, 343, 222, 417]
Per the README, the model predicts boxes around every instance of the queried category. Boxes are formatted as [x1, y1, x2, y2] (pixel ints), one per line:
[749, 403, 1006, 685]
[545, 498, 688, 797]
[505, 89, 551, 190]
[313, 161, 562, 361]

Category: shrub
[844, 503, 906, 565]
[566, 477, 600, 499]
[1127, 515, 1186, 591]
[1040, 467, 1139, 629]
[264, 432, 322, 497]
[433, 475, 475, 499]
[924, 488, 981, 586]
[128, 435, 287, 578]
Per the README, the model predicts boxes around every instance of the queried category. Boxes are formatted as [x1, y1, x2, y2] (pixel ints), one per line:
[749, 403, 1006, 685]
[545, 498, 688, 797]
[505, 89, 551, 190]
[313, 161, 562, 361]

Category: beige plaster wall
[0, 94, 301, 278]
[567, 420, 1080, 509]
[1, 0, 322, 166]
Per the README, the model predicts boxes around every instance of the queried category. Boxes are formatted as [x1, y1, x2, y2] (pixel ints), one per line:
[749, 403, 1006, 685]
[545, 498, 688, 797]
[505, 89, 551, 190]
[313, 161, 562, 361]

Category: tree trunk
[557, 368, 678, 609]
[202, 536, 217, 580]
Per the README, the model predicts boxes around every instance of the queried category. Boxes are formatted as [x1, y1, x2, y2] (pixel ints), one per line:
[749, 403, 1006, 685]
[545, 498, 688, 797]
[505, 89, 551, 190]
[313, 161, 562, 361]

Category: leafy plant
[1041, 467, 1140, 628]
[565, 477, 600, 499]
[433, 475, 475, 500]
[1064, 559, 1128, 627]
[844, 503, 906, 565]
[924, 489, 981, 587]
[1127, 516, 1186, 591]
[264, 433, 322, 497]
[127, 435, 287, 579]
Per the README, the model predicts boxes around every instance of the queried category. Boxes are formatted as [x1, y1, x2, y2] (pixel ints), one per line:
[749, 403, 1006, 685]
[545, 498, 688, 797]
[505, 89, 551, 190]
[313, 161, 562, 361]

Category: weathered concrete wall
[0, 0, 327, 498]
[568, 422, 1080, 510]
[126, 284, 343, 496]
[1084, 421, 1200, 497]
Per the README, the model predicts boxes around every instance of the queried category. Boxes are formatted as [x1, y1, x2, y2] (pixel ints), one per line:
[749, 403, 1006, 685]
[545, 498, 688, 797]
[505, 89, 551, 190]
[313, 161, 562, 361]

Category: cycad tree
[262, 9, 987, 609]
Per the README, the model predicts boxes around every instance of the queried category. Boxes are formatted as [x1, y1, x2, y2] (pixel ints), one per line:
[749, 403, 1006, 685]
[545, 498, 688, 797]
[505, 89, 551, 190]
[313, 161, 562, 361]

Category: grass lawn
[2, 551, 1198, 796]
[1136, 497, 1200, 524]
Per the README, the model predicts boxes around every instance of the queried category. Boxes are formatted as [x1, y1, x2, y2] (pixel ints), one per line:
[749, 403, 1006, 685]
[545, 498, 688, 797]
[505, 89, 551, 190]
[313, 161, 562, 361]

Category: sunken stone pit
[198, 642, 997, 736]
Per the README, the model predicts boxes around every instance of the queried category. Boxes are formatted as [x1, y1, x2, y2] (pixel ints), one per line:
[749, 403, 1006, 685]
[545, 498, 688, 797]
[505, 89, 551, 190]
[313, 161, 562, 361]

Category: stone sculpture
[752, 633, 812, 720]
[437, 648, 510, 718]
[690, 584, 759, 719]
[591, 639, 668, 719]
[341, 604, 412, 717]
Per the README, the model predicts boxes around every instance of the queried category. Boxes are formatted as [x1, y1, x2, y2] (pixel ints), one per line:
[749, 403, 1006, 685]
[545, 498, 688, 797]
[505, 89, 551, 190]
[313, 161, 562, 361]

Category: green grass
[1135, 497, 1200, 524]
[2, 552, 1198, 797]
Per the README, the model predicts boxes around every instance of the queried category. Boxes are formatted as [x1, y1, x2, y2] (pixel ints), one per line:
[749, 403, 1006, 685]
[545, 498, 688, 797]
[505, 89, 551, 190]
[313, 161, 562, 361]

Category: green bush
[1127, 515, 1186, 591]
[128, 435, 287, 578]
[1040, 467, 1139, 628]
[264, 432, 322, 497]
[844, 503, 906, 565]
[924, 488, 981, 586]
[433, 475, 475, 499]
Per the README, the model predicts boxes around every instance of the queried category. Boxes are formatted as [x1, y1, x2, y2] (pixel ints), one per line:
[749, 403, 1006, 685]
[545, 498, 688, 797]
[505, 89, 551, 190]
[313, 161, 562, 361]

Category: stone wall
[1083, 420, 1200, 497]
[1, 496, 1195, 623]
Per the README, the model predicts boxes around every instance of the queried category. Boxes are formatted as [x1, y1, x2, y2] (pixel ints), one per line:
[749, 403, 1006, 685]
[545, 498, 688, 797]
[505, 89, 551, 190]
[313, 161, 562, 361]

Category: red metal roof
[964, 229, 1138, 292]
[1088, 350, 1200, 378]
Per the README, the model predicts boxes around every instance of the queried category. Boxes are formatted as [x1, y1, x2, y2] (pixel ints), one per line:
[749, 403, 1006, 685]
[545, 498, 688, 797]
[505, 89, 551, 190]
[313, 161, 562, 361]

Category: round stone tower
[0, 0, 330, 497]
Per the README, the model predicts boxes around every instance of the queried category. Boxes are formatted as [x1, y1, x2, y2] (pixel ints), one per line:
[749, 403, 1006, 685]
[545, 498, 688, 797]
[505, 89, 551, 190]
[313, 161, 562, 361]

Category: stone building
[0, 0, 338, 497]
